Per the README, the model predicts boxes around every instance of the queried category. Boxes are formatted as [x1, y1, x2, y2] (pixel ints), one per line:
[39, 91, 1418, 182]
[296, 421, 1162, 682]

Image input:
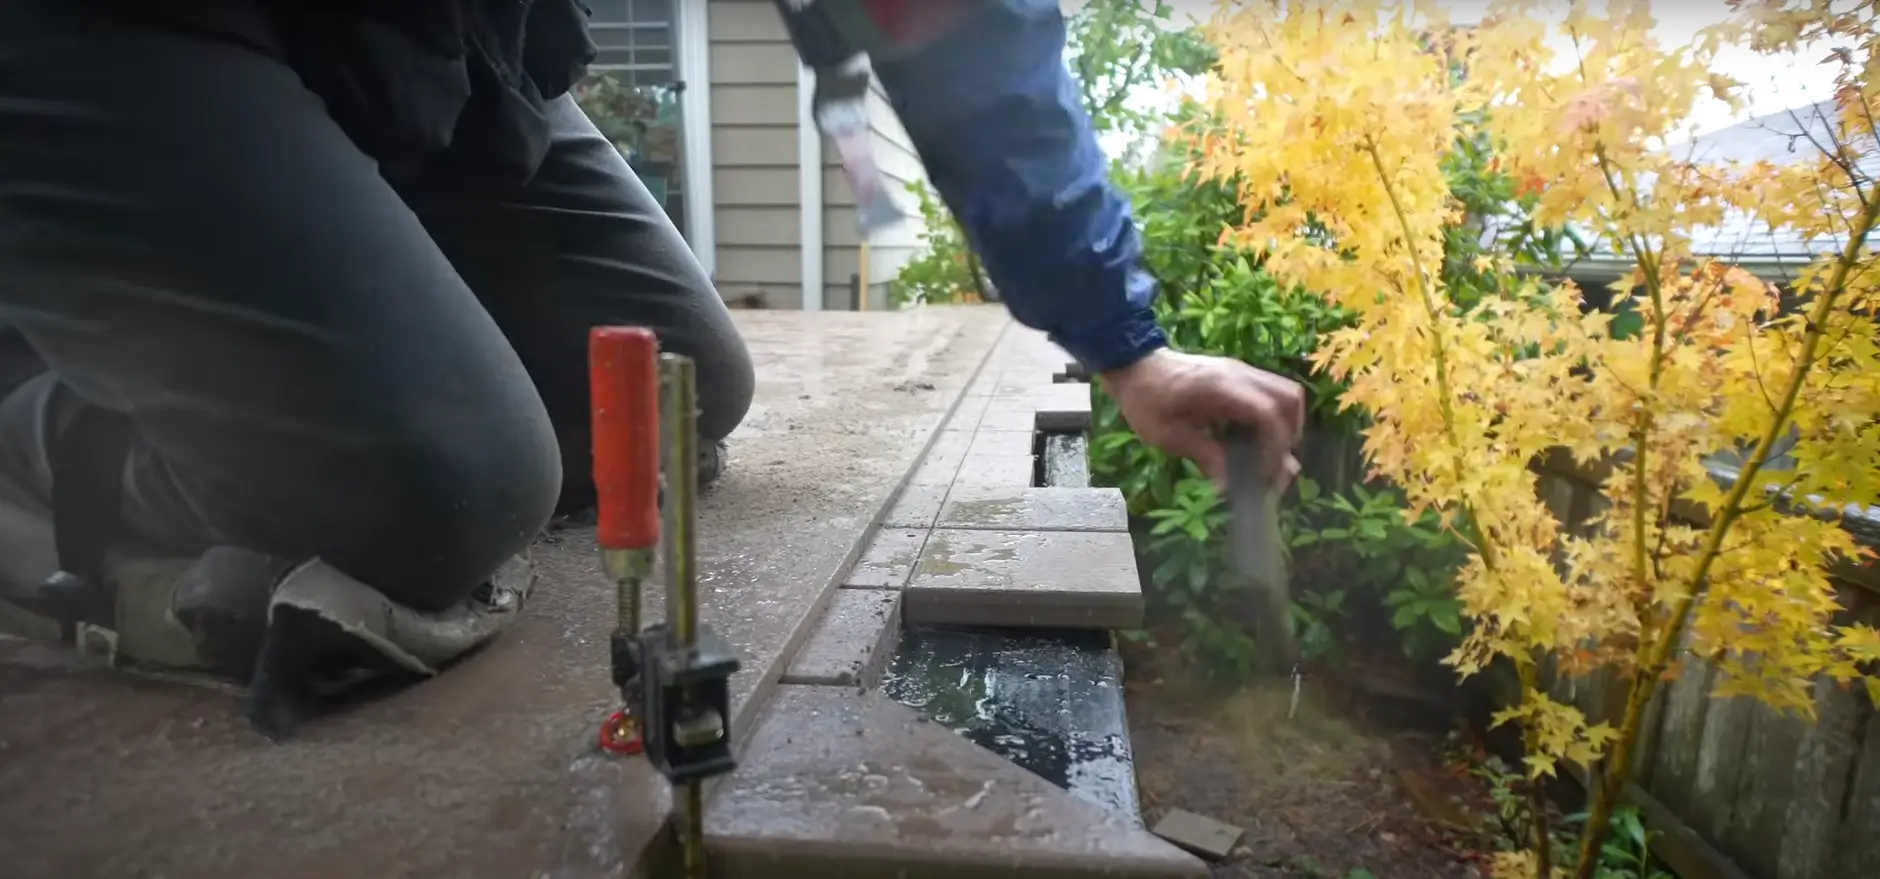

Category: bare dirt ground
[1125, 638, 1503, 879]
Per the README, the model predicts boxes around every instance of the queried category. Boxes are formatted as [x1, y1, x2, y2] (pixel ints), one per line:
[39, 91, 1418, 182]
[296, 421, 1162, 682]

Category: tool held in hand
[1221, 425, 1298, 674]
[589, 329, 742, 879]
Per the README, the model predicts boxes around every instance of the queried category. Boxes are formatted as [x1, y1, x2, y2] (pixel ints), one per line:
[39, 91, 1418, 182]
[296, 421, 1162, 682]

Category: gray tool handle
[1222, 425, 1297, 670]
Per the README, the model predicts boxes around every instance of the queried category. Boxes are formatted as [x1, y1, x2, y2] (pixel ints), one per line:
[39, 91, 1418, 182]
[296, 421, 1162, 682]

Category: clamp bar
[661, 353, 698, 649]
[658, 353, 707, 879]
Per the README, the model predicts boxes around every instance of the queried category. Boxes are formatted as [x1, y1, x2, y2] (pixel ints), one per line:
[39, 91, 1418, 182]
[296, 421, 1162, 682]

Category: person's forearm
[870, 1, 1168, 373]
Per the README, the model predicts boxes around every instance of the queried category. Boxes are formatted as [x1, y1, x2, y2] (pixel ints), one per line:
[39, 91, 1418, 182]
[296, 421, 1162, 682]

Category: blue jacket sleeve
[869, 0, 1168, 373]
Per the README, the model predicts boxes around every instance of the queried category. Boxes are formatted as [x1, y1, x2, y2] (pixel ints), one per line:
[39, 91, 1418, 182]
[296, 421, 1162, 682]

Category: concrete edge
[901, 589, 1142, 631]
[626, 316, 1015, 878]
[703, 326, 1168, 877]
[898, 330, 1140, 631]
[722, 317, 1015, 746]
[704, 686, 1207, 879]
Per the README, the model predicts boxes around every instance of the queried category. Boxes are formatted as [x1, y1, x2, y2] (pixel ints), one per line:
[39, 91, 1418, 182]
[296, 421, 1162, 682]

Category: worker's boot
[1, 419, 534, 740]
[698, 439, 728, 487]
[0, 518, 536, 739]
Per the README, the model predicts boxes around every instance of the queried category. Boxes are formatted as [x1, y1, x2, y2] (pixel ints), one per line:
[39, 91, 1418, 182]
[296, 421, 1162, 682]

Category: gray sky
[1136, 0, 1838, 138]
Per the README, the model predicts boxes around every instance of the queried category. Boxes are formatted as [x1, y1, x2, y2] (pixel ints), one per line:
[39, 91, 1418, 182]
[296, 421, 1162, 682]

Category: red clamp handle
[589, 326, 661, 551]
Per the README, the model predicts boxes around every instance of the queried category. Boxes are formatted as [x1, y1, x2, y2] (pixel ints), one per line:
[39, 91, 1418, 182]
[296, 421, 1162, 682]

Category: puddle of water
[883, 625, 1140, 821]
[885, 428, 1138, 819]
[1042, 433, 1090, 489]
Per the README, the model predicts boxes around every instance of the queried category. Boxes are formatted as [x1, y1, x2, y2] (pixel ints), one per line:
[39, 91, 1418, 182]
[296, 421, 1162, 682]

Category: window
[583, 0, 687, 237]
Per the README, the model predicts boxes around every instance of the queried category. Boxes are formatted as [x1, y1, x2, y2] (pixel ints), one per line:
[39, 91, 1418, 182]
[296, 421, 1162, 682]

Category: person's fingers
[1188, 434, 1228, 487]
[1203, 371, 1292, 483]
[1195, 363, 1294, 451]
[1246, 366, 1306, 447]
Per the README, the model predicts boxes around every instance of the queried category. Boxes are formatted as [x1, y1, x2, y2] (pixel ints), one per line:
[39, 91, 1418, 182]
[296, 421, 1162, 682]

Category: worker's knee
[331, 413, 561, 610]
[693, 329, 756, 443]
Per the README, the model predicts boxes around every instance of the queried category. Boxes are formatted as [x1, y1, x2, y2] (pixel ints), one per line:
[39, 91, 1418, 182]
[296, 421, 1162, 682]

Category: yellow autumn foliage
[1189, 0, 1880, 875]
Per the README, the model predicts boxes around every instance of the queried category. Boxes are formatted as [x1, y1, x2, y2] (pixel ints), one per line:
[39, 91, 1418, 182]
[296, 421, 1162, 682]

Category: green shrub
[1090, 130, 1361, 674]
[1282, 478, 1470, 663]
[884, 3, 1579, 676]
[890, 182, 986, 307]
[1093, 98, 1579, 675]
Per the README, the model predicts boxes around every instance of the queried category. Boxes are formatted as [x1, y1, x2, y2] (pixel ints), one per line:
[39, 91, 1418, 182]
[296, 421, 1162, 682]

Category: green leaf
[1150, 553, 1187, 587]
[1187, 562, 1211, 594]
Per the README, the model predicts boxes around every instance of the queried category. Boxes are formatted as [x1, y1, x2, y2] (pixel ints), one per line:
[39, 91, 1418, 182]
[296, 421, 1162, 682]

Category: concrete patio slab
[909, 429, 975, 487]
[704, 685, 1206, 879]
[950, 393, 994, 430]
[952, 455, 1038, 487]
[0, 307, 1009, 879]
[781, 589, 902, 688]
[904, 530, 1143, 629]
[1033, 383, 1095, 432]
[882, 486, 948, 530]
[967, 428, 1037, 459]
[843, 527, 929, 589]
[980, 405, 1044, 432]
[937, 485, 1129, 533]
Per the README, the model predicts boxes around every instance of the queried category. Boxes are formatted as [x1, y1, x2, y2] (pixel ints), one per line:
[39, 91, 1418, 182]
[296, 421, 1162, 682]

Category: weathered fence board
[1526, 464, 1879, 879]
[1776, 681, 1865, 879]
[1651, 658, 1718, 819]
[1721, 702, 1805, 877]
[1686, 692, 1755, 842]
[1630, 678, 1669, 781]
[1829, 711, 1880, 877]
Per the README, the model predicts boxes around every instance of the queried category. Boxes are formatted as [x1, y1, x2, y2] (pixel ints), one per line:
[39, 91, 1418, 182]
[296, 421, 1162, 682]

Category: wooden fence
[1533, 454, 1880, 879]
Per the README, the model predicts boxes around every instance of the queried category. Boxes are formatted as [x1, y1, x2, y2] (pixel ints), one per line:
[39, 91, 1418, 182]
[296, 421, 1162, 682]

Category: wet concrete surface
[937, 485, 1129, 533]
[884, 626, 1141, 822]
[904, 529, 1144, 629]
[780, 588, 901, 687]
[0, 308, 1008, 879]
[1042, 432, 1092, 489]
[705, 685, 1201, 879]
[693, 323, 1192, 876]
[882, 426, 1143, 824]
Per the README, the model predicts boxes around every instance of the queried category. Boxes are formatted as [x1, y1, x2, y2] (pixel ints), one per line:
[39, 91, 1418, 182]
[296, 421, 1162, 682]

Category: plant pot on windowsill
[628, 157, 672, 209]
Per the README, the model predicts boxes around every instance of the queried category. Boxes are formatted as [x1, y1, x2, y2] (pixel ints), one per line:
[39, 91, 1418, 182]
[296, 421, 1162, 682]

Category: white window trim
[676, 0, 716, 276]
[796, 62, 824, 312]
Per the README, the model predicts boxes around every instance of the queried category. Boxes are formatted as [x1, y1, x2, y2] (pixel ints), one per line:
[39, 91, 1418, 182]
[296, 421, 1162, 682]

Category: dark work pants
[0, 4, 755, 611]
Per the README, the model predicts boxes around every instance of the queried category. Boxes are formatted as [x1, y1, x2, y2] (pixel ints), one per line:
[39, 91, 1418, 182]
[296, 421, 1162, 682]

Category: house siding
[702, 1, 934, 311]
[706, 0, 802, 309]
[820, 76, 932, 310]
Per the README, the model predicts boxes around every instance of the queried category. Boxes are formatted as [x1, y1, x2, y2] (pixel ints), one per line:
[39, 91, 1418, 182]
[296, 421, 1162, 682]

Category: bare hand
[1100, 349, 1305, 489]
